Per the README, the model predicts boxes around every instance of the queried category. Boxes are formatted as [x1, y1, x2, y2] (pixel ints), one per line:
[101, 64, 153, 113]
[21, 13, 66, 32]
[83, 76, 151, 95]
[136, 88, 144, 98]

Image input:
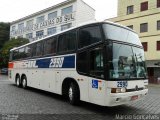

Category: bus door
[88, 47, 105, 104]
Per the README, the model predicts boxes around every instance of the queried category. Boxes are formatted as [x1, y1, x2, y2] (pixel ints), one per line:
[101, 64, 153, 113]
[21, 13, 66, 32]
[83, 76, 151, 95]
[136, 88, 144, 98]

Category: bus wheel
[68, 82, 80, 105]
[22, 76, 27, 89]
[16, 75, 21, 87]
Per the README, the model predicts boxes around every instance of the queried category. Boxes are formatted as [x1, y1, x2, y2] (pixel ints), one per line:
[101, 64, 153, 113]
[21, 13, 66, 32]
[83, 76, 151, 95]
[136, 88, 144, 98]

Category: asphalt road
[0, 75, 160, 120]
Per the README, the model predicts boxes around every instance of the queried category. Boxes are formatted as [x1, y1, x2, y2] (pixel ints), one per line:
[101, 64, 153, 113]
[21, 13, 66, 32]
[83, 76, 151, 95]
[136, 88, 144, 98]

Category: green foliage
[0, 22, 10, 49]
[0, 38, 29, 68]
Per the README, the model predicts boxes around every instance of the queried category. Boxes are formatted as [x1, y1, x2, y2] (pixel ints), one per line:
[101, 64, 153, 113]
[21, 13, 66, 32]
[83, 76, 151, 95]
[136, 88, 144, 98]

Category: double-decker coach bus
[8, 21, 148, 106]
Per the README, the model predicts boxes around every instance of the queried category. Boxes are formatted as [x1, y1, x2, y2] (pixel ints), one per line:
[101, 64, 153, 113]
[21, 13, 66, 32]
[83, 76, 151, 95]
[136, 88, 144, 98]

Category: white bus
[8, 21, 148, 106]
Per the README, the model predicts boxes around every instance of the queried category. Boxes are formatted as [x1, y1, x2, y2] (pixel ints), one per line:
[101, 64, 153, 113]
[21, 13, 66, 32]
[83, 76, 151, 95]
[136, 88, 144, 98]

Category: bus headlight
[111, 88, 126, 93]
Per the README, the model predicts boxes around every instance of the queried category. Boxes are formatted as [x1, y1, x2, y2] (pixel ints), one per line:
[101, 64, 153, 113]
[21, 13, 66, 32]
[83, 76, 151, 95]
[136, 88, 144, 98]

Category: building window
[157, 21, 160, 30]
[157, 41, 160, 50]
[12, 26, 16, 31]
[127, 25, 133, 29]
[26, 20, 33, 27]
[127, 5, 134, 15]
[47, 27, 56, 35]
[141, 2, 148, 11]
[140, 23, 148, 33]
[26, 33, 33, 39]
[18, 23, 24, 30]
[36, 16, 44, 24]
[36, 30, 44, 37]
[157, 0, 160, 7]
[48, 11, 57, 20]
[142, 42, 148, 51]
[61, 23, 72, 31]
[61, 6, 73, 15]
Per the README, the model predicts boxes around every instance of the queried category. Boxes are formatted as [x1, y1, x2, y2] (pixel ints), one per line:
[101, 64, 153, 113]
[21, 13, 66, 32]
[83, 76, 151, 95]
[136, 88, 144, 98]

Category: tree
[0, 22, 10, 49]
[0, 38, 29, 68]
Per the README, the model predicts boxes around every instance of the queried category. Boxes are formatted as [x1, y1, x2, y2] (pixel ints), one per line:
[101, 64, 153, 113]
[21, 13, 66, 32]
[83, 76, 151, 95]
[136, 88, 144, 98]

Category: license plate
[131, 95, 138, 101]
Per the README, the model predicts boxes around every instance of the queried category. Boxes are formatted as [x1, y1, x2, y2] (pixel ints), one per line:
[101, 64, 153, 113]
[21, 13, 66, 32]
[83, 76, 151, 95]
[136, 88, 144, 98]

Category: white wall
[10, 0, 95, 42]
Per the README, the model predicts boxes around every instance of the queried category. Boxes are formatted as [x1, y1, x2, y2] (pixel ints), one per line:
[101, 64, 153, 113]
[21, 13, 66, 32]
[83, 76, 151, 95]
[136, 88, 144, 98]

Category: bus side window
[18, 47, 26, 59]
[32, 43, 36, 57]
[77, 51, 88, 74]
[78, 26, 102, 49]
[57, 30, 76, 53]
[89, 47, 104, 78]
[13, 49, 19, 60]
[36, 42, 43, 57]
[44, 37, 57, 55]
[9, 52, 13, 61]
[25, 45, 32, 58]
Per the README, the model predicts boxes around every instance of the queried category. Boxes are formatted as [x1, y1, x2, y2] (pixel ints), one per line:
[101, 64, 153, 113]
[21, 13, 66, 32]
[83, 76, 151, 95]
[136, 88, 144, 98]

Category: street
[0, 75, 160, 120]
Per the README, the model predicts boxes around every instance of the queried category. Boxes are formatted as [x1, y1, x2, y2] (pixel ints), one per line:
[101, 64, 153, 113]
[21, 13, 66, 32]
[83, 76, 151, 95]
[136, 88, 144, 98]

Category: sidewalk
[148, 83, 160, 88]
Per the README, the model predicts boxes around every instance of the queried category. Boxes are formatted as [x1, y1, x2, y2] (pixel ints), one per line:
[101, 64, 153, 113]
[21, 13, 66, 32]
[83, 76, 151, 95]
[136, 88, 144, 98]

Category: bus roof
[10, 21, 136, 51]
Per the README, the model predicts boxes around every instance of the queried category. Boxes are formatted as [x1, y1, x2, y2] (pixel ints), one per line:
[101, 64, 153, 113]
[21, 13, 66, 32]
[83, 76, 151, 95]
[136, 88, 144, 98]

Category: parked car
[1, 68, 8, 75]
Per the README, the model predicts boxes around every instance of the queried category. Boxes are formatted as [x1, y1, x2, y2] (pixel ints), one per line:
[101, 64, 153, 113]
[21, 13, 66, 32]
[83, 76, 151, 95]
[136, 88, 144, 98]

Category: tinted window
[18, 47, 26, 59]
[89, 47, 104, 78]
[77, 51, 88, 74]
[36, 42, 43, 56]
[13, 50, 19, 60]
[103, 24, 142, 46]
[44, 37, 57, 55]
[79, 26, 102, 49]
[32, 44, 36, 57]
[58, 30, 76, 53]
[25, 45, 32, 58]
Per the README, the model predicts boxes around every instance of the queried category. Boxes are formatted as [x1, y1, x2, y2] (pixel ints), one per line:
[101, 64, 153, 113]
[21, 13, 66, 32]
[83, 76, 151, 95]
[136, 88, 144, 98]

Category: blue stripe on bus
[35, 55, 75, 68]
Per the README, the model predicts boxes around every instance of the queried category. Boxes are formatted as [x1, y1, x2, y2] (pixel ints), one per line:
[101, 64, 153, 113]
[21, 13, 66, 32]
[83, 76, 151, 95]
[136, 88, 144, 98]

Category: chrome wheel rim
[22, 79, 26, 87]
[69, 87, 73, 101]
[16, 78, 20, 86]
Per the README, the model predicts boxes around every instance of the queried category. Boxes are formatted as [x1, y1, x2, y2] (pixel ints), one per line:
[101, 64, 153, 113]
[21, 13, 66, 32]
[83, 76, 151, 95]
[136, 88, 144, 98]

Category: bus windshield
[103, 23, 147, 80]
[103, 24, 142, 46]
[108, 43, 147, 79]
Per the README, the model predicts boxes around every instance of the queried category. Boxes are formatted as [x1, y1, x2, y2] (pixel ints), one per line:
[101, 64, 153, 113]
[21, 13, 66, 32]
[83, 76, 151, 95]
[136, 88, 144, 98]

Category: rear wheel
[22, 76, 27, 89]
[16, 75, 21, 87]
[68, 82, 80, 105]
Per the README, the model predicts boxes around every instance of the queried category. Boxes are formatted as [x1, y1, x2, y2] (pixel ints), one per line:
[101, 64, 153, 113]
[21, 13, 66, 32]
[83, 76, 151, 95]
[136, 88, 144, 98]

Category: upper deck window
[103, 24, 142, 46]
[78, 26, 102, 49]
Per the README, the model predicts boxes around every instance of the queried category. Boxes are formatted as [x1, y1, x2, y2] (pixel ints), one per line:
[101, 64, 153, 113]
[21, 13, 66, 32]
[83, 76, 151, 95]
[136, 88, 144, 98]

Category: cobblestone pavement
[0, 75, 160, 120]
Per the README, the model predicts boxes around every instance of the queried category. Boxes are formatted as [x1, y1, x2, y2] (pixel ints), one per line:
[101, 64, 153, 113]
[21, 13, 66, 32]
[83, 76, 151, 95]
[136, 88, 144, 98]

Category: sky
[0, 0, 117, 22]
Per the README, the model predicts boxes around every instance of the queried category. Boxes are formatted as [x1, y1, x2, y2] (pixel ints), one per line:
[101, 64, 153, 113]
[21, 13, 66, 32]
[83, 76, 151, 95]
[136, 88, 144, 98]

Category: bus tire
[68, 82, 80, 105]
[22, 76, 27, 89]
[16, 75, 21, 87]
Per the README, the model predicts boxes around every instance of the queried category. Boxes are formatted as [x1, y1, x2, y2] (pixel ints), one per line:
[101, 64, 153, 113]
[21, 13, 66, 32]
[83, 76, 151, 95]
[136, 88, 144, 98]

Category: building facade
[106, 0, 160, 84]
[10, 0, 95, 42]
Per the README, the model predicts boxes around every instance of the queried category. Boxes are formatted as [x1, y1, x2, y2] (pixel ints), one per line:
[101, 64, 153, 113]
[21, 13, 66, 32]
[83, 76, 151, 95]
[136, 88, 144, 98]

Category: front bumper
[106, 89, 148, 106]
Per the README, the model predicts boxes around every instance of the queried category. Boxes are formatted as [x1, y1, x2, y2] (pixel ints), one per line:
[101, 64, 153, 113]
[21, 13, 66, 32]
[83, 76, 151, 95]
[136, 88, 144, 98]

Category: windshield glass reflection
[109, 43, 147, 79]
